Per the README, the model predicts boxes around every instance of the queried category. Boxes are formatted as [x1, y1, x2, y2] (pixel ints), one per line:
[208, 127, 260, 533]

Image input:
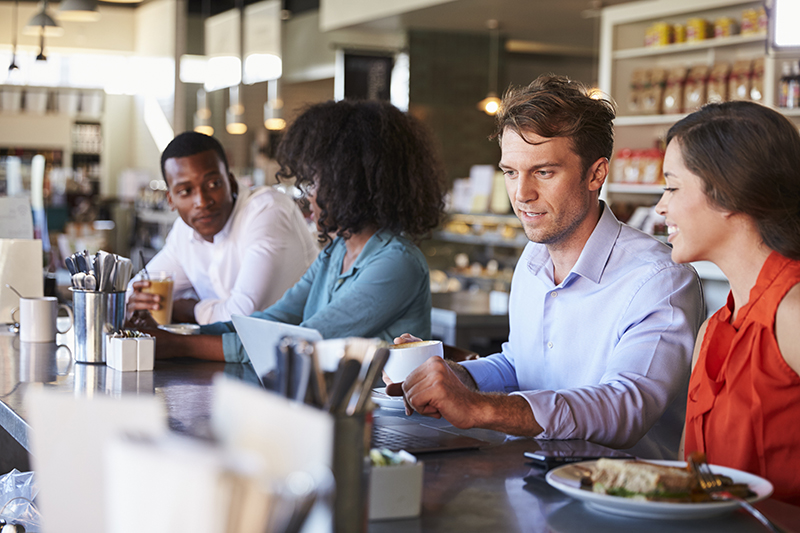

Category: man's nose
[515, 175, 539, 203]
[194, 189, 214, 208]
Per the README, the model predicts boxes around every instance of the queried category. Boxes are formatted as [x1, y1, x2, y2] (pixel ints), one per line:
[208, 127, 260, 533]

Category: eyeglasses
[299, 181, 318, 197]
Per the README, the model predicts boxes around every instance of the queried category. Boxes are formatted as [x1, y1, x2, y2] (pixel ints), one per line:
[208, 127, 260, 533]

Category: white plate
[158, 323, 201, 335]
[371, 387, 406, 410]
[545, 460, 773, 520]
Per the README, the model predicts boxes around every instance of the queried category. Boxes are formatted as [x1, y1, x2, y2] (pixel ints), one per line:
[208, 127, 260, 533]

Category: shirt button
[550, 291, 558, 298]
[336, 279, 344, 286]
[547, 342, 553, 349]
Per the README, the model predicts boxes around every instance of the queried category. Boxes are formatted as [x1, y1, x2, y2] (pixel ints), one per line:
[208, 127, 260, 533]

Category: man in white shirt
[127, 132, 318, 324]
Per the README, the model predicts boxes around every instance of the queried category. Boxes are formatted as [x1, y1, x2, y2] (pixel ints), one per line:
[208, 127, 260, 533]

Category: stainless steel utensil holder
[72, 290, 125, 364]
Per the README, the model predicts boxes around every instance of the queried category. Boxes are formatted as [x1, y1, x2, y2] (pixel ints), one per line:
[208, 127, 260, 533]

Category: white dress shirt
[461, 203, 704, 459]
[131, 186, 318, 324]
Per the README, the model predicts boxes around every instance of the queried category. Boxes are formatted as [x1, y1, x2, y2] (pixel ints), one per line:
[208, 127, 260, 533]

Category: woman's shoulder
[775, 282, 800, 377]
[371, 232, 427, 265]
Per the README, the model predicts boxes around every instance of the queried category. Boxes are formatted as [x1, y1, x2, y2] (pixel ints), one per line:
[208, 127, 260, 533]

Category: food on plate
[581, 458, 754, 502]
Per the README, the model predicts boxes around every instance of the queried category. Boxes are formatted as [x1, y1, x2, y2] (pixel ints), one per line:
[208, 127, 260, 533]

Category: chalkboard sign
[343, 53, 394, 101]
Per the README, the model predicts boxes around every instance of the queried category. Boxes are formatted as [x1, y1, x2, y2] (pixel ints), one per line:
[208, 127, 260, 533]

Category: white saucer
[158, 323, 201, 335]
[371, 387, 406, 410]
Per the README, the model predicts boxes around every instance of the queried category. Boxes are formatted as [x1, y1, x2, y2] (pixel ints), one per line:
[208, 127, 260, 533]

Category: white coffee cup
[11, 297, 73, 343]
[385, 340, 444, 382]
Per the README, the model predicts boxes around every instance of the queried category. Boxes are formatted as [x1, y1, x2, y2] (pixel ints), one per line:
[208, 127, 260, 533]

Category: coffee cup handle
[11, 306, 19, 324]
[56, 344, 73, 376]
[58, 304, 74, 334]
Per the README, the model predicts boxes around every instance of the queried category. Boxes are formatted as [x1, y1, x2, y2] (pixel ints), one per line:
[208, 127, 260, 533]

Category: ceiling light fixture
[194, 88, 214, 136]
[263, 79, 285, 131]
[226, 85, 247, 135]
[58, 0, 101, 22]
[226, 0, 247, 135]
[477, 19, 502, 116]
[24, 1, 64, 38]
[8, 1, 20, 71]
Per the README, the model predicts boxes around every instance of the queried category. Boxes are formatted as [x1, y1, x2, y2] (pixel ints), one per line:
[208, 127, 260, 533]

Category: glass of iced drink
[141, 271, 175, 325]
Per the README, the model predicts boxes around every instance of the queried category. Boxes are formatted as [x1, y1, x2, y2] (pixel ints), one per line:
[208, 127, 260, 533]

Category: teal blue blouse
[200, 229, 432, 362]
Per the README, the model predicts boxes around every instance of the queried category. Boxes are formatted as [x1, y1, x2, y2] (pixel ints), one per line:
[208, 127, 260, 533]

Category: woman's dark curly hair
[275, 100, 446, 244]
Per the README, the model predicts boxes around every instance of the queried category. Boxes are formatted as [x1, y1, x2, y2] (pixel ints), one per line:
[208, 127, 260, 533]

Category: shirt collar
[189, 186, 249, 244]
[524, 201, 620, 286]
[569, 201, 620, 284]
[336, 228, 394, 279]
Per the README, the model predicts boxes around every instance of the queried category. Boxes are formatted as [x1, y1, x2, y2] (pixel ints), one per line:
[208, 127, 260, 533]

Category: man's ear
[587, 157, 608, 192]
[228, 173, 239, 200]
[164, 179, 176, 211]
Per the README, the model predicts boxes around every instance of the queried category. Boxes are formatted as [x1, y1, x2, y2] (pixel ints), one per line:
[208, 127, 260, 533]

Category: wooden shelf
[613, 33, 766, 59]
[445, 212, 521, 226]
[433, 231, 528, 249]
[614, 114, 688, 126]
[607, 183, 665, 194]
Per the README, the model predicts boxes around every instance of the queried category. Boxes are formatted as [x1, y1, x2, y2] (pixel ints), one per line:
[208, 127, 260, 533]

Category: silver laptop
[372, 415, 486, 454]
[231, 314, 323, 383]
[231, 315, 486, 453]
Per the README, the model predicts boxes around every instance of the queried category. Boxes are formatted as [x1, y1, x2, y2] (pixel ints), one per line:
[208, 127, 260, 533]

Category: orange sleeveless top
[685, 252, 800, 506]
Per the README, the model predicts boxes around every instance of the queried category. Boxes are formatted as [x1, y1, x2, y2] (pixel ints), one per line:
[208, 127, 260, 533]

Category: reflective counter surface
[1, 322, 799, 532]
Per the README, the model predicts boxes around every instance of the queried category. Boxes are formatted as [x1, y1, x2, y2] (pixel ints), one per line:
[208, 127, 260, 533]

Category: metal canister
[72, 290, 125, 364]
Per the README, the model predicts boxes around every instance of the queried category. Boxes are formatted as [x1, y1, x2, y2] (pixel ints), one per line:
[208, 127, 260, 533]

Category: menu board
[343, 52, 394, 101]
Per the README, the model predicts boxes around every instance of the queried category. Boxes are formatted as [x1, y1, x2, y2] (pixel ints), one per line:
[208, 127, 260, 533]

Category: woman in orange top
[655, 101, 800, 506]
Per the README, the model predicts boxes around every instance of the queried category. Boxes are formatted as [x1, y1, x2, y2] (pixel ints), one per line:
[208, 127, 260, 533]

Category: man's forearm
[150, 329, 225, 361]
[448, 360, 543, 436]
[448, 360, 478, 390]
[472, 393, 544, 437]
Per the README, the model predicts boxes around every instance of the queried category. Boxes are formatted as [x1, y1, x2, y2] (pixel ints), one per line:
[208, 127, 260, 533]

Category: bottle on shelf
[789, 62, 800, 110]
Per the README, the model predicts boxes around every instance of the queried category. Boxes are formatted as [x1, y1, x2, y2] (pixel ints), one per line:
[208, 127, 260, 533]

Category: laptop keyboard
[371, 425, 440, 451]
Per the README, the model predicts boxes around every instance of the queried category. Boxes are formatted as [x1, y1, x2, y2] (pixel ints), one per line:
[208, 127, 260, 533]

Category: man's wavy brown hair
[493, 74, 616, 177]
[276, 100, 446, 245]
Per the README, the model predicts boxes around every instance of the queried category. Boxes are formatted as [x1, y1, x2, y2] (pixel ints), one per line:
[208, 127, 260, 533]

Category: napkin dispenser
[0, 239, 43, 324]
[368, 451, 424, 521]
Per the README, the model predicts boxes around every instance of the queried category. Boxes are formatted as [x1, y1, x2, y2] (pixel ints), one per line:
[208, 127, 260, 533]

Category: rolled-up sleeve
[512, 266, 701, 449]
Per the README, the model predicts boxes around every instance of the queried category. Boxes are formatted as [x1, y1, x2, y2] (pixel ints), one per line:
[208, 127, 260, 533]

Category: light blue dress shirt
[461, 203, 704, 459]
[200, 229, 432, 362]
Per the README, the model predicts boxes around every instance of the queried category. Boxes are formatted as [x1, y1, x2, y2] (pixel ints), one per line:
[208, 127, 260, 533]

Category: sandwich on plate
[582, 458, 753, 503]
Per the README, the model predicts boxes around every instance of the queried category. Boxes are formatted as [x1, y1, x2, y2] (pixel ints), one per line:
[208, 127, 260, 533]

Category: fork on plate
[689, 456, 785, 533]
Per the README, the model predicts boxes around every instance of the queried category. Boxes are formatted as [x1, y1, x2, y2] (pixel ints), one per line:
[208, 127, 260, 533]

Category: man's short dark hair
[160, 131, 230, 182]
[493, 74, 616, 177]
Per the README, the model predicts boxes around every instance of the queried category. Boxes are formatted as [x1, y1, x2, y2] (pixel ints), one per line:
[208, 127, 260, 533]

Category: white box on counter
[368, 451, 423, 521]
[107, 334, 155, 372]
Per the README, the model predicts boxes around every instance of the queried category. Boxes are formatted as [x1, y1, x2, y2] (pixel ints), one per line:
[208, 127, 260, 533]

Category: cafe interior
[1, 0, 800, 531]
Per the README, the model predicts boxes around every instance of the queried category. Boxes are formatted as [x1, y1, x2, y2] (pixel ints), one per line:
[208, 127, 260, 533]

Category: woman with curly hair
[137, 100, 446, 362]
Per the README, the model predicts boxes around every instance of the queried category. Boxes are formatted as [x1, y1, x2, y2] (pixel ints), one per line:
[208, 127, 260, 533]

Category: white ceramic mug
[385, 340, 444, 382]
[11, 297, 73, 343]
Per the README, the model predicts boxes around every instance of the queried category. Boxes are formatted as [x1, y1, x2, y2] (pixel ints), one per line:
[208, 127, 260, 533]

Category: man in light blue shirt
[397, 75, 703, 459]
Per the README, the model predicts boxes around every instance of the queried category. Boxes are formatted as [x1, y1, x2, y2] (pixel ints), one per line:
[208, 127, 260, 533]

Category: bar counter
[1, 324, 799, 532]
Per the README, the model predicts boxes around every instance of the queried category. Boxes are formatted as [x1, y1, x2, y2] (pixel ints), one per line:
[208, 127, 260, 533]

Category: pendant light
[477, 19, 502, 116]
[58, 0, 100, 22]
[194, 88, 214, 136]
[24, 1, 64, 38]
[226, 85, 247, 134]
[226, 0, 247, 135]
[263, 79, 285, 131]
[8, 1, 20, 71]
